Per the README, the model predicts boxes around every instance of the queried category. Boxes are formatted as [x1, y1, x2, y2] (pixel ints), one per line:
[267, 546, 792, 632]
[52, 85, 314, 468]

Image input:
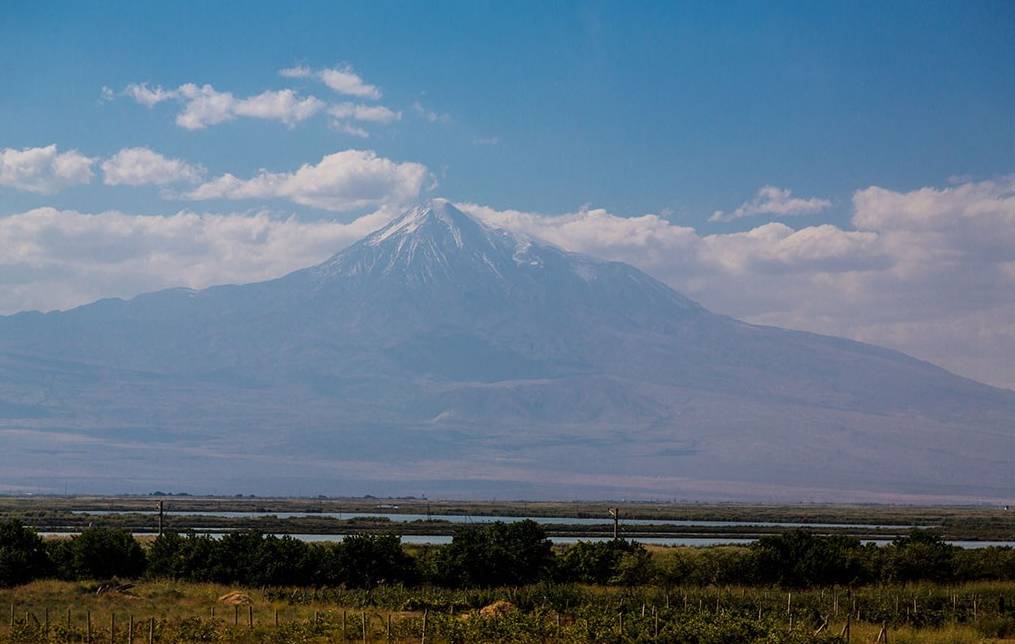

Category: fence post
[362, 611, 368, 644]
[248, 605, 253, 629]
[128, 615, 134, 644]
[386, 614, 392, 642]
[8, 603, 12, 630]
[233, 605, 238, 626]
[44, 607, 49, 636]
[110, 612, 115, 644]
[420, 609, 428, 644]
[87, 610, 92, 641]
[274, 608, 279, 627]
[148, 617, 154, 644]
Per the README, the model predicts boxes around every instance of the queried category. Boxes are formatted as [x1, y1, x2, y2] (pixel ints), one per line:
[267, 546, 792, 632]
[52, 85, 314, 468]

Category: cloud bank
[1, 177, 1013, 388]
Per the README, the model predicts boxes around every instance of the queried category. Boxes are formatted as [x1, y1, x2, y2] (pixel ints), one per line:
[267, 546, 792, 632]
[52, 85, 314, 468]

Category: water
[68, 510, 923, 530]
[37, 532, 1013, 548]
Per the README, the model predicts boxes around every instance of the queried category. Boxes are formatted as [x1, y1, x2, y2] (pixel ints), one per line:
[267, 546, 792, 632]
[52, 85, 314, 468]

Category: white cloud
[0, 207, 393, 315]
[233, 89, 325, 126]
[710, 185, 831, 222]
[318, 67, 381, 99]
[122, 82, 324, 130]
[280, 64, 382, 99]
[461, 177, 1015, 389]
[330, 122, 370, 139]
[124, 82, 178, 107]
[184, 149, 430, 212]
[0, 145, 94, 194]
[3, 175, 1013, 389]
[327, 102, 400, 124]
[101, 147, 205, 186]
[279, 65, 312, 79]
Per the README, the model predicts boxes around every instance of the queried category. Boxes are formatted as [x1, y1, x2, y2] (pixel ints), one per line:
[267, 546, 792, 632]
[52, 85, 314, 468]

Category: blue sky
[1, 1, 1014, 388]
[2, 1, 1012, 222]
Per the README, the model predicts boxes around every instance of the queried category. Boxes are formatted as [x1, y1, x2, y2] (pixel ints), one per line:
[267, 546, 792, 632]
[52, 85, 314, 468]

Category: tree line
[2, 518, 1014, 589]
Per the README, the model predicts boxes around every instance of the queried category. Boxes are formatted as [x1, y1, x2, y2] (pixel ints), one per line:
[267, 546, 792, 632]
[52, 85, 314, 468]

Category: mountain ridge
[0, 200, 1012, 501]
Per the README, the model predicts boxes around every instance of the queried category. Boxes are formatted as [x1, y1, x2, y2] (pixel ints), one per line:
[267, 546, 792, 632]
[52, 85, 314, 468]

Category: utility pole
[608, 507, 620, 539]
[157, 500, 164, 536]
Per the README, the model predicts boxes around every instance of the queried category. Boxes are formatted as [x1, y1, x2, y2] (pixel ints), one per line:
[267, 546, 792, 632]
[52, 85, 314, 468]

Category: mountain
[1, 199, 1013, 501]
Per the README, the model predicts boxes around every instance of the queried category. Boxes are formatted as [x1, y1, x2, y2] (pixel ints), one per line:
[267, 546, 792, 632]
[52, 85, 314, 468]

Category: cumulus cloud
[0, 145, 94, 194]
[462, 177, 1015, 389]
[184, 149, 430, 212]
[101, 147, 204, 186]
[281, 65, 382, 99]
[122, 82, 325, 129]
[710, 185, 831, 222]
[0, 207, 393, 315]
[3, 176, 1013, 388]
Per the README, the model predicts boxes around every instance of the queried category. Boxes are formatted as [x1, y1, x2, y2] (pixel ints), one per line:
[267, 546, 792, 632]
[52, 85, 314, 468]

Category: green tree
[62, 527, 146, 580]
[0, 519, 50, 587]
[434, 520, 553, 587]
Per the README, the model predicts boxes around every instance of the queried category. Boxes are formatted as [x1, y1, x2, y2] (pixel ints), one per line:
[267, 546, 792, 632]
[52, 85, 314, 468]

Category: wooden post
[8, 603, 13, 629]
[111, 612, 116, 644]
[233, 605, 238, 626]
[618, 611, 624, 635]
[608, 508, 620, 539]
[44, 607, 49, 636]
[87, 610, 92, 641]
[274, 609, 279, 627]
[248, 605, 253, 628]
[148, 617, 154, 644]
[129, 615, 134, 644]
[386, 614, 391, 642]
[420, 609, 428, 644]
[362, 611, 368, 643]
[342, 610, 346, 639]
[157, 500, 164, 536]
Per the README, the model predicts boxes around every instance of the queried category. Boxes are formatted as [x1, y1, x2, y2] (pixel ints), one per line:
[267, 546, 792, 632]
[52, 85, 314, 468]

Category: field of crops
[3, 579, 1015, 643]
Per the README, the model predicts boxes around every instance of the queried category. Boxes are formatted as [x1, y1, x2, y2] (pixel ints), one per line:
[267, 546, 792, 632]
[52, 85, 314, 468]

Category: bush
[882, 530, 956, 583]
[433, 520, 553, 587]
[752, 530, 872, 587]
[318, 534, 417, 587]
[51, 527, 146, 580]
[0, 519, 49, 587]
[557, 539, 652, 585]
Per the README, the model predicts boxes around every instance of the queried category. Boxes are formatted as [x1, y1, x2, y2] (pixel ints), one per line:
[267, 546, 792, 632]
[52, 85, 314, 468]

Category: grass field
[3, 579, 1015, 643]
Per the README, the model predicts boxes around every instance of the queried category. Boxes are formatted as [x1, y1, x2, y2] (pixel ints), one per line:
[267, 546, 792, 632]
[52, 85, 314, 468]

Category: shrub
[433, 520, 554, 587]
[318, 534, 417, 587]
[0, 519, 49, 586]
[53, 527, 146, 580]
[752, 530, 872, 587]
[557, 539, 651, 585]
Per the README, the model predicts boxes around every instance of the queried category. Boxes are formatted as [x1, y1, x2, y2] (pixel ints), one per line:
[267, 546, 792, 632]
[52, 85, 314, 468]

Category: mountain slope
[1, 200, 1012, 500]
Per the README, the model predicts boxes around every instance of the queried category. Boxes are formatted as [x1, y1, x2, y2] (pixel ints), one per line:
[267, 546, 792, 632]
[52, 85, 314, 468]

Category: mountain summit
[1, 200, 1013, 500]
